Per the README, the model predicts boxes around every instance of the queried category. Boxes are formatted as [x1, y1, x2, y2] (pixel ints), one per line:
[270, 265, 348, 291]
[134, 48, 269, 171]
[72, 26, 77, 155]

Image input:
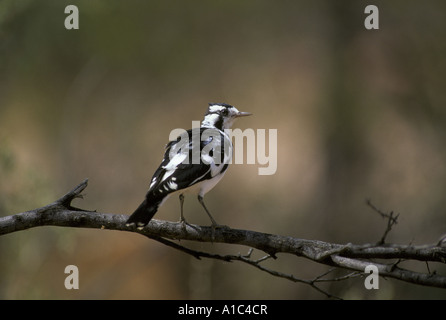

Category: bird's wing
[146, 128, 214, 198]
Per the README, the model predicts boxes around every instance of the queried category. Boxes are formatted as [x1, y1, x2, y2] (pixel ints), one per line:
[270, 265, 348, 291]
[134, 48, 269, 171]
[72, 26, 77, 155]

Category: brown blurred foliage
[1, 0, 446, 299]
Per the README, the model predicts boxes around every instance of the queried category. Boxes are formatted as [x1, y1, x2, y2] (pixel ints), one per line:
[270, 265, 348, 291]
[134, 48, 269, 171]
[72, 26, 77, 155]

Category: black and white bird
[126, 103, 252, 229]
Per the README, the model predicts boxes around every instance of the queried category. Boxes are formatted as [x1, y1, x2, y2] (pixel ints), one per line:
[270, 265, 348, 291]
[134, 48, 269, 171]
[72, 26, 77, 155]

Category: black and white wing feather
[126, 128, 231, 227]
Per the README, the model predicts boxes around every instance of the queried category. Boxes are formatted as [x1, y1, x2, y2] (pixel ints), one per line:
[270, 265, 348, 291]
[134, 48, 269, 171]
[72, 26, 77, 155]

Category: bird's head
[202, 103, 252, 130]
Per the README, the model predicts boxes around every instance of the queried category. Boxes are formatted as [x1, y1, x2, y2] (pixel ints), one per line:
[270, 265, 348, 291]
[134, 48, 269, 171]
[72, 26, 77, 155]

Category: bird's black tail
[126, 197, 161, 228]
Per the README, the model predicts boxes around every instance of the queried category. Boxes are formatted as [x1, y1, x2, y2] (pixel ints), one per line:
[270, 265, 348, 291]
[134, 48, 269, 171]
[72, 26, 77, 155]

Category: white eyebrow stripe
[208, 105, 226, 113]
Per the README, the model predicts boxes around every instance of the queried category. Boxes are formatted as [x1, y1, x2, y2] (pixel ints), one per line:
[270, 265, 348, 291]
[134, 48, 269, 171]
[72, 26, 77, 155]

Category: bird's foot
[178, 217, 192, 229]
[209, 222, 229, 241]
[211, 223, 229, 230]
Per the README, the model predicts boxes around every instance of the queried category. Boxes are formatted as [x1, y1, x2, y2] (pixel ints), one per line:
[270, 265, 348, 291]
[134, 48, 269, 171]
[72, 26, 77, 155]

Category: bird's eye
[221, 109, 229, 116]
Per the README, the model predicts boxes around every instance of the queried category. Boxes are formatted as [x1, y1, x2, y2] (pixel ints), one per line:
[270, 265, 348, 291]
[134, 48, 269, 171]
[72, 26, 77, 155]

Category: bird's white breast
[184, 170, 227, 197]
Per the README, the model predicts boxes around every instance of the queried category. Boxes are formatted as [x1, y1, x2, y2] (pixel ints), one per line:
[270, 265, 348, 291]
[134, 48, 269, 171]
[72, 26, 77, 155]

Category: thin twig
[366, 199, 399, 245]
[313, 271, 363, 283]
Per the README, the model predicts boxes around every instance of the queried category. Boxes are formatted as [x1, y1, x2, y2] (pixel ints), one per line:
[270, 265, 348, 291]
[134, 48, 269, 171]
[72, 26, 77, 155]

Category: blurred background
[1, 0, 446, 299]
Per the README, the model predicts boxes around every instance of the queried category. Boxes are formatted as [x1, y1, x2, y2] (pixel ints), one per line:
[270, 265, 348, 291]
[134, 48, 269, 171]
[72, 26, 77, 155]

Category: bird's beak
[235, 111, 252, 118]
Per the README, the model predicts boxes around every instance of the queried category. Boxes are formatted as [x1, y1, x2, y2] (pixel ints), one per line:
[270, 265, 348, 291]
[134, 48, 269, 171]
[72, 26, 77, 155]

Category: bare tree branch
[1, 179, 446, 296]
